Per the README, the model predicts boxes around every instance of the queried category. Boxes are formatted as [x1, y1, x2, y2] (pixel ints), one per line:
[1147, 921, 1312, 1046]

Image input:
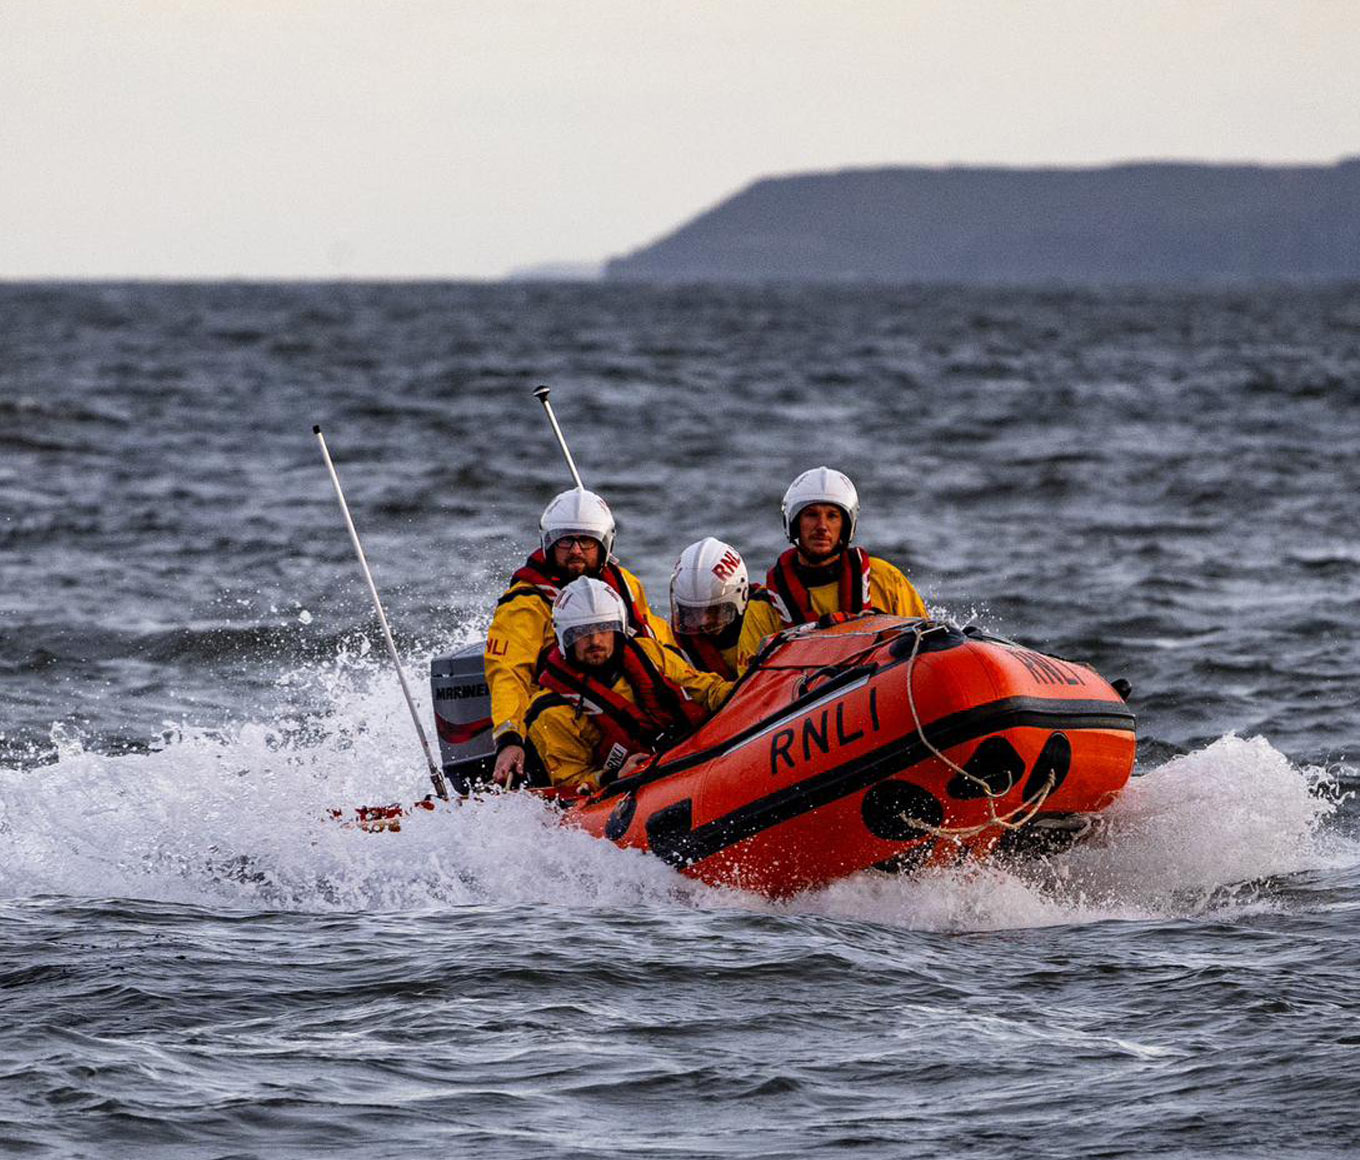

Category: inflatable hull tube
[564, 615, 1135, 898]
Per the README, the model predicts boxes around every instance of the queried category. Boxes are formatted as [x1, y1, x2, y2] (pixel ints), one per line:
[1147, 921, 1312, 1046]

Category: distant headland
[604, 159, 1360, 283]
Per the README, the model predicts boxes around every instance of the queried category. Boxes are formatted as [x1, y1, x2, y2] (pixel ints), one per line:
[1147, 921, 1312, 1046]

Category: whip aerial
[313, 425, 449, 802]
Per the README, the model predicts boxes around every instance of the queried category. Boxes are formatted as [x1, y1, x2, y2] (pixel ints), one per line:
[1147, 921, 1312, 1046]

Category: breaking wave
[2, 641, 1351, 932]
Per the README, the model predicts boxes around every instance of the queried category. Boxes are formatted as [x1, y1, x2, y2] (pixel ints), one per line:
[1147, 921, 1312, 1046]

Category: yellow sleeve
[618, 564, 677, 648]
[647, 609, 677, 648]
[736, 597, 785, 672]
[646, 639, 734, 713]
[868, 557, 929, 619]
[525, 697, 603, 793]
[485, 588, 554, 745]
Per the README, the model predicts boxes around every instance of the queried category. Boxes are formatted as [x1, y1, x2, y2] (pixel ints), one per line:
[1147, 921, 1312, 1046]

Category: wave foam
[799, 734, 1350, 931]
[2, 652, 1351, 930]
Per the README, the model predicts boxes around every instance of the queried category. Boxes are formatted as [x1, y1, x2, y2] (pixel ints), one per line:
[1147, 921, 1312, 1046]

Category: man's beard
[798, 543, 841, 566]
[579, 647, 620, 680]
[554, 555, 599, 580]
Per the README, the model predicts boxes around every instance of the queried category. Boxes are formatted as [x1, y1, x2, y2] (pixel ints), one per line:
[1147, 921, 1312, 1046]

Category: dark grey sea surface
[2, 282, 1358, 1158]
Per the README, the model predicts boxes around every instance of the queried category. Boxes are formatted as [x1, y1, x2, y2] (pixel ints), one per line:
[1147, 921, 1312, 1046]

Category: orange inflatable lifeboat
[559, 613, 1136, 897]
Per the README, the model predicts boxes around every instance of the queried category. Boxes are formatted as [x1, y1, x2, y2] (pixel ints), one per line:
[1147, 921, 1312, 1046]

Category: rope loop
[897, 623, 1056, 841]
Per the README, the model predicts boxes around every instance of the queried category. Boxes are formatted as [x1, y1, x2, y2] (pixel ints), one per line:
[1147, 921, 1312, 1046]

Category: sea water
[2, 282, 1358, 1158]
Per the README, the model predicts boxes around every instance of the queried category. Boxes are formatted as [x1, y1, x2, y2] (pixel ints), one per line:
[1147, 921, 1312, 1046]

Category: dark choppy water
[2, 282, 1358, 1157]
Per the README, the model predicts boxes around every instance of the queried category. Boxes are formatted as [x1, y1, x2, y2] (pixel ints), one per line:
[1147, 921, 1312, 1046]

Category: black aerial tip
[1112, 678, 1132, 701]
[313, 424, 322, 434]
[532, 384, 550, 399]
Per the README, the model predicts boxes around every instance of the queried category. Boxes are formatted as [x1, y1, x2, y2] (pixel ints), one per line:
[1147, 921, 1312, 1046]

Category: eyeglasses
[556, 536, 598, 550]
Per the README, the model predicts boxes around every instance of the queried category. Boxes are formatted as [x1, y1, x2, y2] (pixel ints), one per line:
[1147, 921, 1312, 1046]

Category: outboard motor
[430, 643, 495, 794]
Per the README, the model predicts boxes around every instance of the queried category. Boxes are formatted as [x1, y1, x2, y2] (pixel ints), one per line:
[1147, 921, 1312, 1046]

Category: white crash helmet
[540, 488, 616, 558]
[552, 576, 626, 653]
[781, 467, 859, 545]
[670, 537, 750, 636]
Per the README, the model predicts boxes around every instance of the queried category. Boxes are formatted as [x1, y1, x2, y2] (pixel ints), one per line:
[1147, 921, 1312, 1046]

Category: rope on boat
[755, 616, 1057, 840]
[898, 622, 1056, 842]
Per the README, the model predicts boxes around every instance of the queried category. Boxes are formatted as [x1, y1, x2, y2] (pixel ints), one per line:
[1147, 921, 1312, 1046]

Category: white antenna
[533, 384, 585, 489]
[313, 425, 448, 801]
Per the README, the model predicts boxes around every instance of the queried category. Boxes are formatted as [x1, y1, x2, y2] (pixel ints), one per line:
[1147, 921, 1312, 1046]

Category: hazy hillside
[605, 160, 1360, 282]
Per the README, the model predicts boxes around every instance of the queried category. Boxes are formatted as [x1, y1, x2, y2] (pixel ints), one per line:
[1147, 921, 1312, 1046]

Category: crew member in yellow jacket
[488, 488, 673, 786]
[765, 467, 927, 625]
[668, 537, 783, 677]
[527, 577, 733, 793]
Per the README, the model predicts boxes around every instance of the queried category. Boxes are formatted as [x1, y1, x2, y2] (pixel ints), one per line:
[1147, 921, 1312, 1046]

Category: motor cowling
[430, 643, 495, 793]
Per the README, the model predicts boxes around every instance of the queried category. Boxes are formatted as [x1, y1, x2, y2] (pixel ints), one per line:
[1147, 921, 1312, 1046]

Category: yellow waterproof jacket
[863, 557, 928, 619]
[486, 560, 672, 749]
[766, 549, 928, 625]
[525, 637, 732, 793]
[735, 592, 785, 671]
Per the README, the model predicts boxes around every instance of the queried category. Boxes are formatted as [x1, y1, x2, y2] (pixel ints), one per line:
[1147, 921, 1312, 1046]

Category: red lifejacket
[509, 549, 655, 638]
[766, 547, 872, 626]
[538, 637, 708, 773]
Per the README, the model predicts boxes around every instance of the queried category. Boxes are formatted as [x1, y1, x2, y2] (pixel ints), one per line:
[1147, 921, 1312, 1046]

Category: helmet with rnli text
[670, 537, 750, 636]
[781, 467, 859, 545]
[552, 576, 626, 654]
[540, 488, 616, 558]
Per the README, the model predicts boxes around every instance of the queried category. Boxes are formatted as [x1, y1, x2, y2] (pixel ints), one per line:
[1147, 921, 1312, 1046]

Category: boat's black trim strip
[600, 621, 979, 799]
[597, 621, 1126, 802]
[635, 695, 1136, 868]
[599, 663, 879, 797]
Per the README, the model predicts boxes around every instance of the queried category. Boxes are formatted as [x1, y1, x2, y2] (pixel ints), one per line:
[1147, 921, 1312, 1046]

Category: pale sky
[3, 0, 1358, 279]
